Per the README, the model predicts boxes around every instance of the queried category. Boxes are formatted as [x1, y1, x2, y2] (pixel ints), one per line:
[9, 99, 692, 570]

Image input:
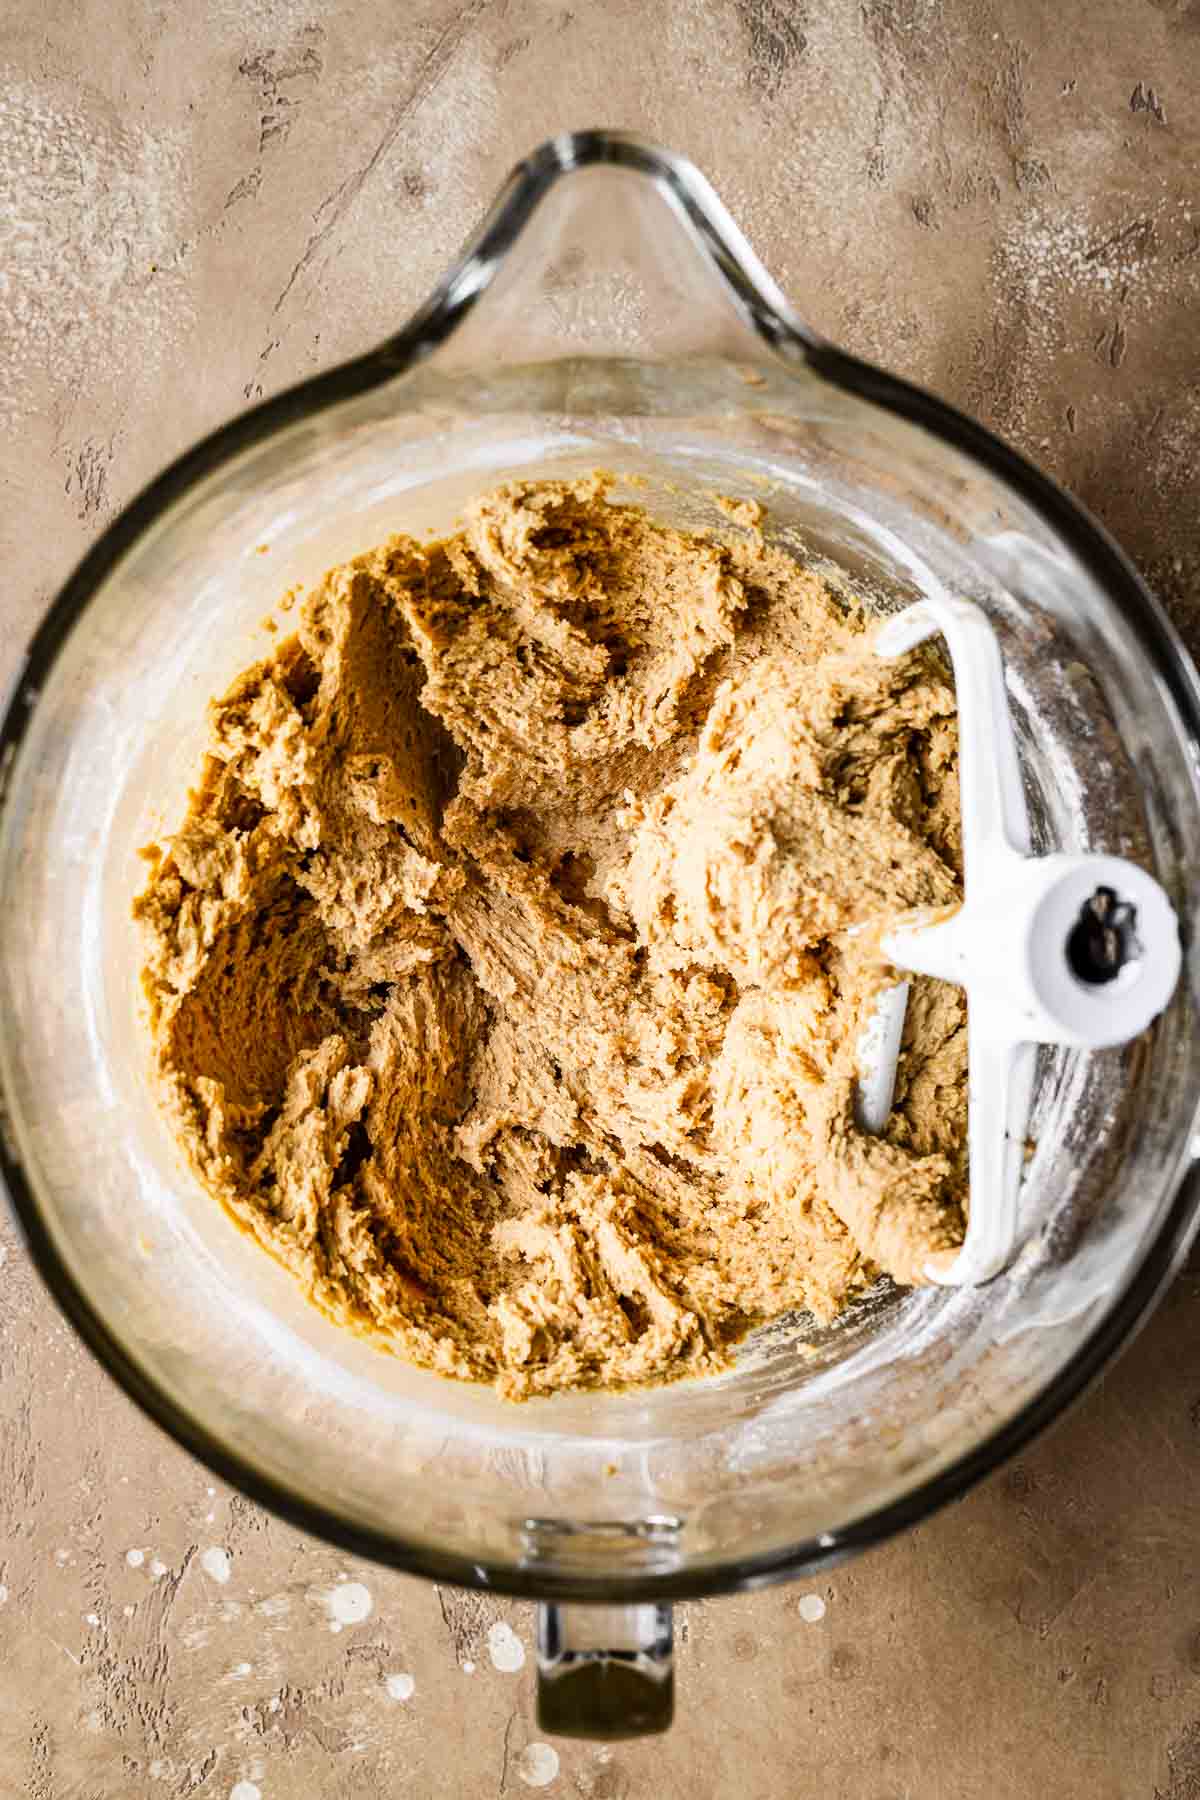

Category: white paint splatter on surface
[229, 1783, 262, 1800]
[201, 1546, 232, 1585]
[517, 1742, 560, 1787]
[384, 1671, 415, 1700]
[487, 1620, 526, 1673]
[321, 1580, 372, 1629]
[125, 1548, 145, 1568]
[149, 1558, 168, 1579]
[798, 1592, 827, 1623]
[232, 1660, 252, 1676]
[462, 1659, 476, 1674]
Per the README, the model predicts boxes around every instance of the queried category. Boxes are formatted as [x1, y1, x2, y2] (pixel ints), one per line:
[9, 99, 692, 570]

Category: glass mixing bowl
[3, 132, 1200, 1738]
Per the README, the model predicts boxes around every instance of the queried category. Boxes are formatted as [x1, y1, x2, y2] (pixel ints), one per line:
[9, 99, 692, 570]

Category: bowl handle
[536, 1601, 674, 1738]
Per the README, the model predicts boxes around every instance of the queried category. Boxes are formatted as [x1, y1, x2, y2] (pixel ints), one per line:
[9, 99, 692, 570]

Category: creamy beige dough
[135, 476, 967, 1400]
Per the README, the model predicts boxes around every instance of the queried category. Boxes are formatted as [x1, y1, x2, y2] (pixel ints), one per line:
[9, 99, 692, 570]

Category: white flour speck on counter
[201, 1547, 232, 1585]
[255, 1593, 291, 1618]
[798, 1593, 827, 1623]
[320, 1581, 372, 1629]
[517, 1743, 560, 1788]
[487, 1621, 526, 1673]
[0, 79, 194, 423]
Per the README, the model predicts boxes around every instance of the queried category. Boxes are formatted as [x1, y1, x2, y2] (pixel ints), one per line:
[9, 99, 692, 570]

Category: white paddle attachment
[853, 598, 1181, 1284]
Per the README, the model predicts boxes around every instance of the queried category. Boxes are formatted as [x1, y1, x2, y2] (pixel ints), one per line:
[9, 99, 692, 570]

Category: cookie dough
[135, 476, 967, 1400]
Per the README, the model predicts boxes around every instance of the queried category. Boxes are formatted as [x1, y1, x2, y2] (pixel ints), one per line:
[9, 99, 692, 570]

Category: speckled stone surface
[3, 3, 1200, 1795]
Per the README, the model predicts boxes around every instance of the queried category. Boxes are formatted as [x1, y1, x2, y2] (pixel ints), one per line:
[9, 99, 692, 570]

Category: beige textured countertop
[3, 3, 1200, 1795]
